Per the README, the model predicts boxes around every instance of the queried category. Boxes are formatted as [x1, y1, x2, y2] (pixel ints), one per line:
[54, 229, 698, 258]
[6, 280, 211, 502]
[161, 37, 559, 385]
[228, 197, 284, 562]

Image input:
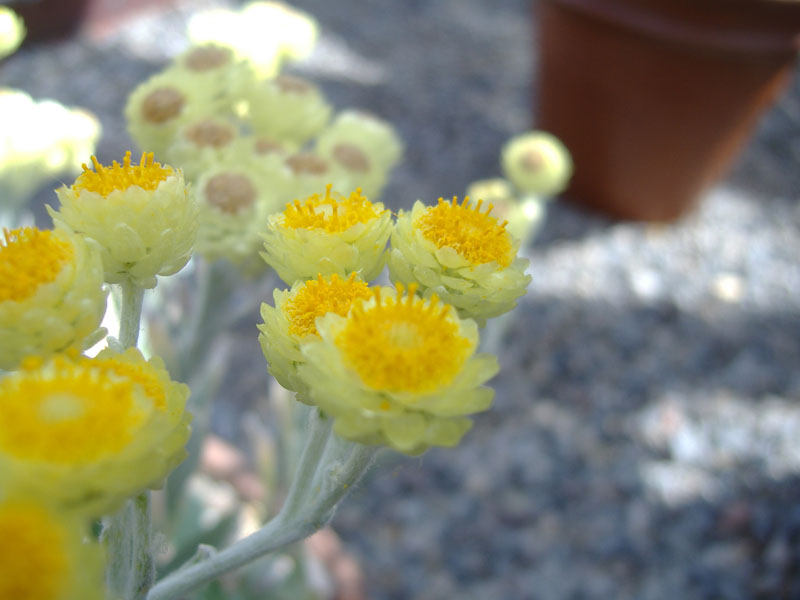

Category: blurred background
[2, 0, 800, 598]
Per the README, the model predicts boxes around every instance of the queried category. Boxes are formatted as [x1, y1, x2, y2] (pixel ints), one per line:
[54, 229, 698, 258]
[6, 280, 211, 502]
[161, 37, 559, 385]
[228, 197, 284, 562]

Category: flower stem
[104, 278, 152, 600]
[103, 493, 155, 600]
[146, 416, 377, 600]
[279, 407, 332, 519]
[118, 279, 145, 349]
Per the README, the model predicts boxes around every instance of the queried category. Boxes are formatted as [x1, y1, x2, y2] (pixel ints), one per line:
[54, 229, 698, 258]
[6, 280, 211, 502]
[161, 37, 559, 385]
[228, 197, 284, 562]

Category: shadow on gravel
[335, 296, 800, 599]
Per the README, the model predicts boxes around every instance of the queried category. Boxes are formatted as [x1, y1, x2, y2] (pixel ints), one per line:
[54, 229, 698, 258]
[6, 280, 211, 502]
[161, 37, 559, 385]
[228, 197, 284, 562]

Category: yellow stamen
[281, 185, 385, 233]
[0, 227, 74, 303]
[415, 196, 513, 267]
[0, 355, 156, 465]
[0, 502, 68, 600]
[72, 151, 173, 196]
[285, 273, 371, 337]
[335, 285, 471, 393]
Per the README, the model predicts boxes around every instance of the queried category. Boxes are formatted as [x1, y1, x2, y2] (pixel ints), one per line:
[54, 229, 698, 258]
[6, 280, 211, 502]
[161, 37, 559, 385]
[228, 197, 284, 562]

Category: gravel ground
[4, 1, 800, 598]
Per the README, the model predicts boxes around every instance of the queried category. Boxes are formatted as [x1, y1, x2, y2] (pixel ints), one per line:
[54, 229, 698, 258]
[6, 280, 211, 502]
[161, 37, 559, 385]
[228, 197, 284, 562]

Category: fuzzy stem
[103, 492, 155, 599]
[118, 279, 144, 349]
[278, 407, 332, 519]
[146, 420, 377, 600]
[104, 279, 152, 600]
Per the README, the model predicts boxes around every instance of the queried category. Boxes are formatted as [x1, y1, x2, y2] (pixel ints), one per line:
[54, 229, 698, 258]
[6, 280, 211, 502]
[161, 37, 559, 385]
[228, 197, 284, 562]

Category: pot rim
[545, 0, 800, 53]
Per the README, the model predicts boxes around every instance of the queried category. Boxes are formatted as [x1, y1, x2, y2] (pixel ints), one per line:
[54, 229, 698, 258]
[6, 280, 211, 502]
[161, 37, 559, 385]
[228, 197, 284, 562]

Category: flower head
[0, 7, 24, 61]
[0, 227, 106, 370]
[388, 197, 531, 324]
[245, 75, 332, 146]
[0, 497, 105, 600]
[165, 116, 240, 181]
[314, 110, 404, 199]
[125, 68, 232, 158]
[194, 164, 282, 273]
[259, 273, 372, 397]
[49, 152, 198, 288]
[261, 185, 392, 285]
[0, 348, 191, 515]
[501, 131, 573, 196]
[297, 283, 498, 454]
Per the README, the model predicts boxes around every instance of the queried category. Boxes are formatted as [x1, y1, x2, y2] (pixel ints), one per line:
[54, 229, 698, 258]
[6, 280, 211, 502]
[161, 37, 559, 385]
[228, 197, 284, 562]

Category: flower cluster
[1, 153, 195, 598]
[124, 6, 403, 273]
[259, 184, 530, 453]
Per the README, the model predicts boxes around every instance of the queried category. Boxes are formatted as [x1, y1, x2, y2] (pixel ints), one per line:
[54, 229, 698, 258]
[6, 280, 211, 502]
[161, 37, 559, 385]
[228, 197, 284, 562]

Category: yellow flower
[388, 197, 531, 325]
[245, 75, 332, 146]
[315, 110, 404, 199]
[261, 185, 392, 285]
[501, 131, 573, 196]
[297, 284, 498, 454]
[0, 227, 106, 371]
[194, 164, 283, 273]
[0, 497, 105, 600]
[0, 348, 191, 515]
[259, 273, 372, 398]
[49, 152, 198, 288]
[0, 7, 24, 61]
[125, 68, 231, 158]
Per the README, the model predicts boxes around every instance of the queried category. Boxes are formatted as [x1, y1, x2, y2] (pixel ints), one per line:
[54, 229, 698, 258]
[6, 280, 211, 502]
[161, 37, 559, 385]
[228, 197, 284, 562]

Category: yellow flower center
[415, 196, 512, 267]
[0, 502, 68, 600]
[335, 284, 471, 393]
[0, 227, 74, 303]
[285, 273, 372, 338]
[282, 185, 385, 233]
[73, 151, 173, 196]
[0, 355, 156, 465]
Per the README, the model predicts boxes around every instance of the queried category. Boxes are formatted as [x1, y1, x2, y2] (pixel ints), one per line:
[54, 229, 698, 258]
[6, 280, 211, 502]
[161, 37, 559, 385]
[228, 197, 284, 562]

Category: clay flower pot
[7, 0, 92, 42]
[535, 0, 800, 221]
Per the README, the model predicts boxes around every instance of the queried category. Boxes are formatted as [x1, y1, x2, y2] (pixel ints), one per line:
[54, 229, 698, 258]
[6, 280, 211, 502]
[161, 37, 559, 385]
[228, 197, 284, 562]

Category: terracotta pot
[8, 0, 92, 42]
[9, 0, 173, 43]
[535, 0, 800, 221]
